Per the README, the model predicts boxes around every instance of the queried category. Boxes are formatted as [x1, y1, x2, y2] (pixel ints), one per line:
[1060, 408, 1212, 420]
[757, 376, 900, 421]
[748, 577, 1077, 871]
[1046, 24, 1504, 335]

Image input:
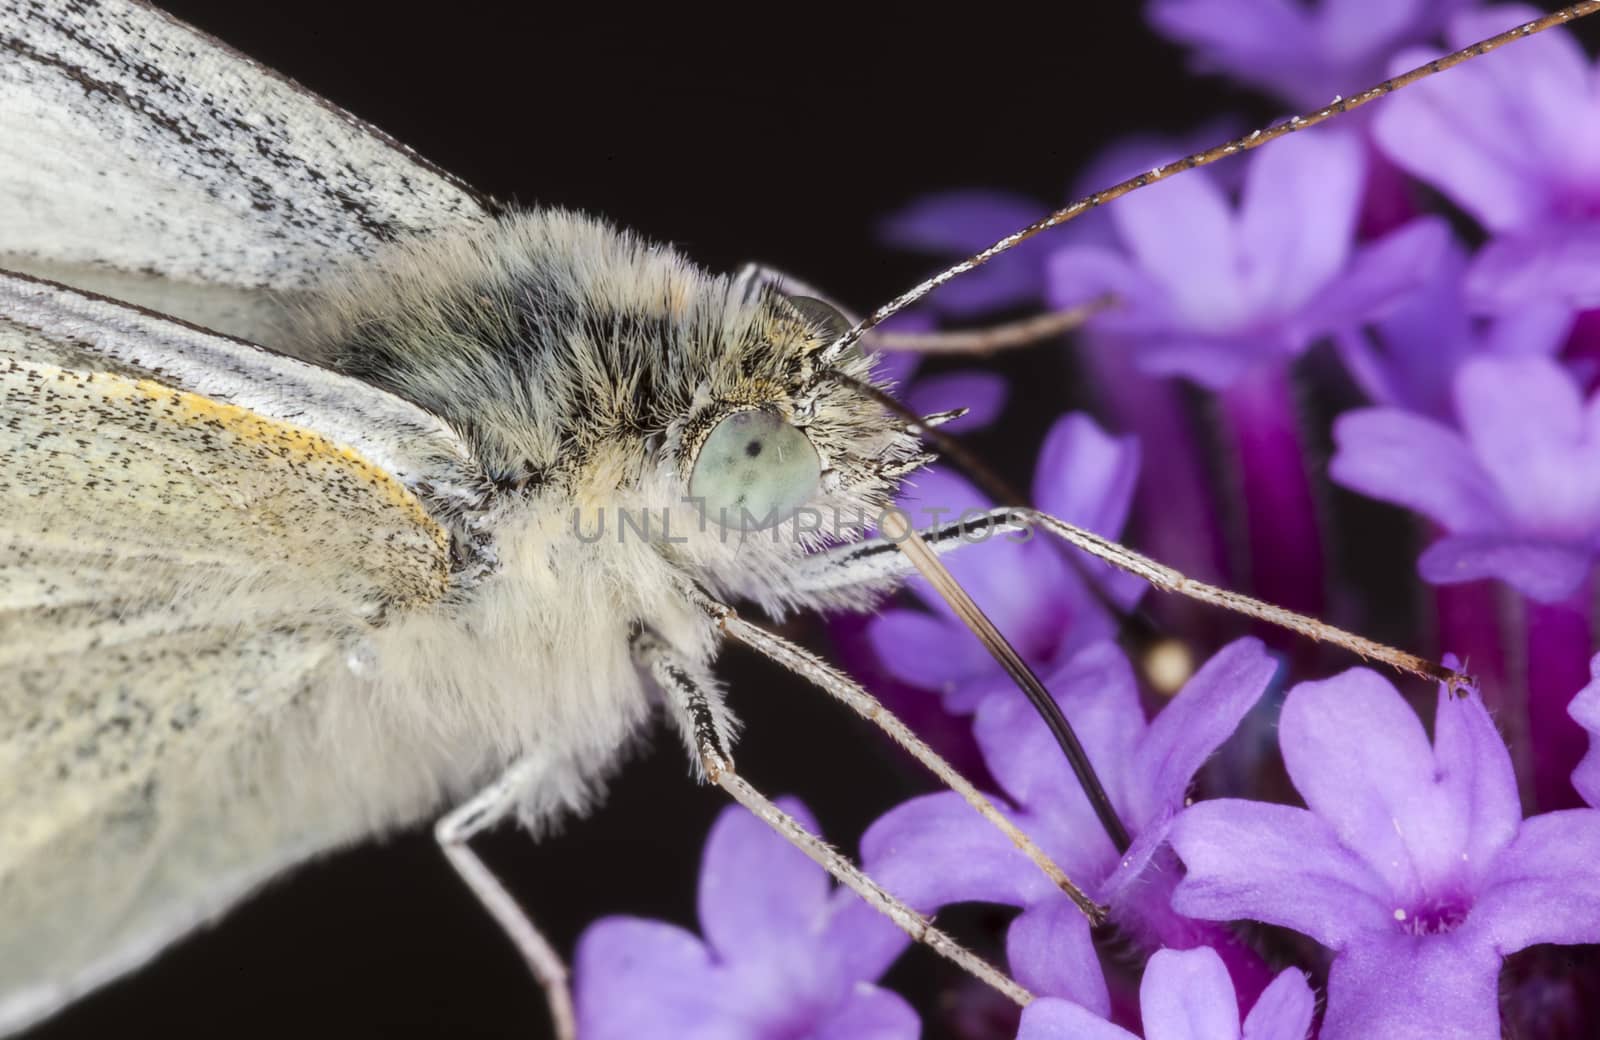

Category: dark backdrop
[29, 4, 1266, 1039]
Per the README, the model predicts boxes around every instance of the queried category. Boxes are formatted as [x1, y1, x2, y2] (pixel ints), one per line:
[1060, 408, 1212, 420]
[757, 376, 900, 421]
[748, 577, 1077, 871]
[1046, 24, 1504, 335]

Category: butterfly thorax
[302, 209, 924, 610]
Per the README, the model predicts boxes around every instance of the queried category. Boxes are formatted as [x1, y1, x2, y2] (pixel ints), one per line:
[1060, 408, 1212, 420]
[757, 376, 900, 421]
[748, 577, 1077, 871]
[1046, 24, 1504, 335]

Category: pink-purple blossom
[1046, 127, 1444, 391]
[1172, 670, 1600, 1039]
[1331, 354, 1600, 604]
[573, 800, 913, 1040]
[862, 640, 1279, 987]
[1017, 946, 1314, 1040]
[1373, 4, 1600, 315]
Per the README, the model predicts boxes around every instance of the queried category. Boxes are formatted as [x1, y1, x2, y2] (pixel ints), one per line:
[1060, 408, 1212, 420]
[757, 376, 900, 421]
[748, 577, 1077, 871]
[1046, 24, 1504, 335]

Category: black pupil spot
[745, 440, 763, 458]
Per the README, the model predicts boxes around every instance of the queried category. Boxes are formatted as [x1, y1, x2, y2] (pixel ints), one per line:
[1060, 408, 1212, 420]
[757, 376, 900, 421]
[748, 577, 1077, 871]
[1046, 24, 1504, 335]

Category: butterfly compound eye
[688, 410, 820, 530]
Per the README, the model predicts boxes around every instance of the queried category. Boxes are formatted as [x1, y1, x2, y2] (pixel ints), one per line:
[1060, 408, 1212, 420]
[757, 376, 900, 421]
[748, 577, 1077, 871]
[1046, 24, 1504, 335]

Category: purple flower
[862, 640, 1279, 971]
[1017, 946, 1314, 1040]
[1047, 126, 1446, 391]
[1148, 0, 1469, 110]
[574, 799, 913, 1040]
[865, 412, 1143, 715]
[1332, 233, 1571, 422]
[1373, 4, 1600, 313]
[1330, 355, 1600, 603]
[1569, 653, 1600, 808]
[1171, 669, 1600, 1039]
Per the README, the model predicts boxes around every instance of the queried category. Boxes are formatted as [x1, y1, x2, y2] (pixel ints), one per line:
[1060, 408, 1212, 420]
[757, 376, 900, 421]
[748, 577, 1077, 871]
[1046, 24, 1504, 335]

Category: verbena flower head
[1017, 946, 1314, 1040]
[866, 412, 1144, 714]
[574, 799, 913, 1040]
[1148, 0, 1470, 109]
[1331, 354, 1600, 603]
[862, 639, 1278, 942]
[1046, 126, 1447, 390]
[1374, 4, 1600, 314]
[1171, 670, 1600, 1039]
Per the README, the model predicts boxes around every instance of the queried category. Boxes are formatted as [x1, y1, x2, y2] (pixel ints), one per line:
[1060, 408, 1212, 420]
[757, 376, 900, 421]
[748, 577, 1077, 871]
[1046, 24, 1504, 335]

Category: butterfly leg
[658, 592, 1102, 921]
[435, 759, 576, 1040]
[630, 627, 1035, 1006]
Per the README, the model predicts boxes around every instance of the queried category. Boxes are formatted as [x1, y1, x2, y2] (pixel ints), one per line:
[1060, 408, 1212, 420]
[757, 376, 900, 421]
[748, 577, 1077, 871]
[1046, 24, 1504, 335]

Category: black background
[18, 3, 1469, 1039]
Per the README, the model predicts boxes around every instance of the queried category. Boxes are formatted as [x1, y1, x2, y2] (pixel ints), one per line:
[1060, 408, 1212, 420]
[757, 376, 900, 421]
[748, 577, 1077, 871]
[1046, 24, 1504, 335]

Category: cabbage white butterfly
[1, 2, 1582, 1037]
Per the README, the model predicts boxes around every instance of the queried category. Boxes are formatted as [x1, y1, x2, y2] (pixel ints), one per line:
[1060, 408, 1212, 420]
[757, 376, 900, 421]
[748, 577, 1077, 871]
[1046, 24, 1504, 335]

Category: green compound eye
[688, 410, 821, 530]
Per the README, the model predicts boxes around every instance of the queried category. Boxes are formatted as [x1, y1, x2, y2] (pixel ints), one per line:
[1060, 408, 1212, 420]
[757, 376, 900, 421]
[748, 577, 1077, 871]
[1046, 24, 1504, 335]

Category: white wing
[0, 0, 493, 341]
[0, 271, 488, 1034]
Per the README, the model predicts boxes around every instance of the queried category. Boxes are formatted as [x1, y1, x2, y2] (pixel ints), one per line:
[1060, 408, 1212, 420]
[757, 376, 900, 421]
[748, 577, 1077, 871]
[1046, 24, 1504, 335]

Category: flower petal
[1373, 3, 1588, 236]
[879, 189, 1052, 315]
[1568, 653, 1600, 809]
[1320, 930, 1503, 1040]
[1296, 216, 1451, 341]
[1031, 412, 1148, 608]
[1469, 809, 1600, 952]
[904, 370, 1008, 433]
[1278, 669, 1477, 896]
[1018, 997, 1139, 1040]
[1431, 688, 1521, 880]
[1455, 355, 1600, 538]
[866, 609, 995, 690]
[1332, 232, 1473, 420]
[1237, 129, 1363, 317]
[809, 984, 921, 1040]
[818, 893, 913, 992]
[859, 791, 1049, 912]
[573, 917, 725, 1040]
[1032, 413, 1141, 539]
[1135, 332, 1291, 390]
[1129, 638, 1279, 826]
[1047, 245, 1172, 333]
[697, 799, 828, 968]
[1111, 166, 1247, 329]
[1240, 966, 1316, 1040]
[1329, 408, 1505, 534]
[1139, 946, 1241, 1040]
[1466, 220, 1600, 313]
[1006, 899, 1110, 1014]
[880, 190, 1043, 255]
[1417, 533, 1593, 604]
[1146, 0, 1321, 106]
[1170, 800, 1391, 950]
[973, 641, 1144, 843]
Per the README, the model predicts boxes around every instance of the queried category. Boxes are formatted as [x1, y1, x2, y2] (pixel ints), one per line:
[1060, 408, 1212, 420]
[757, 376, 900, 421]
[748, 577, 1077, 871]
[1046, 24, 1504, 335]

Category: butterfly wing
[0, 0, 493, 343]
[0, 271, 488, 1033]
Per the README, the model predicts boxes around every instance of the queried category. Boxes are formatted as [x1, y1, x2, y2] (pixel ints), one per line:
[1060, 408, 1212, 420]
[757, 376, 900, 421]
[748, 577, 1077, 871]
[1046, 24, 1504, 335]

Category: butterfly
[2, 1, 1573, 1037]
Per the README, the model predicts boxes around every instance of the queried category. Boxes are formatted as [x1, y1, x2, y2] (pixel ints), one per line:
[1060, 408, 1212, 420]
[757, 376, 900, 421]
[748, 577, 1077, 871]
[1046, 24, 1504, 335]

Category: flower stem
[1526, 582, 1594, 811]
[1217, 365, 1325, 636]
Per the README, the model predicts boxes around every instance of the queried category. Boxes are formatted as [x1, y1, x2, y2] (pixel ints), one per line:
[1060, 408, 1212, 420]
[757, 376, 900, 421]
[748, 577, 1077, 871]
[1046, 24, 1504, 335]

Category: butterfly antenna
[821, 2, 1600, 363]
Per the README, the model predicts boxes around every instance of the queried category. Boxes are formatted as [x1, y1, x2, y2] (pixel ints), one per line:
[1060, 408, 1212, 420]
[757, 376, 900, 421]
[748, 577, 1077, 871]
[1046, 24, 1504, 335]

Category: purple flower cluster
[573, 4, 1600, 1038]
